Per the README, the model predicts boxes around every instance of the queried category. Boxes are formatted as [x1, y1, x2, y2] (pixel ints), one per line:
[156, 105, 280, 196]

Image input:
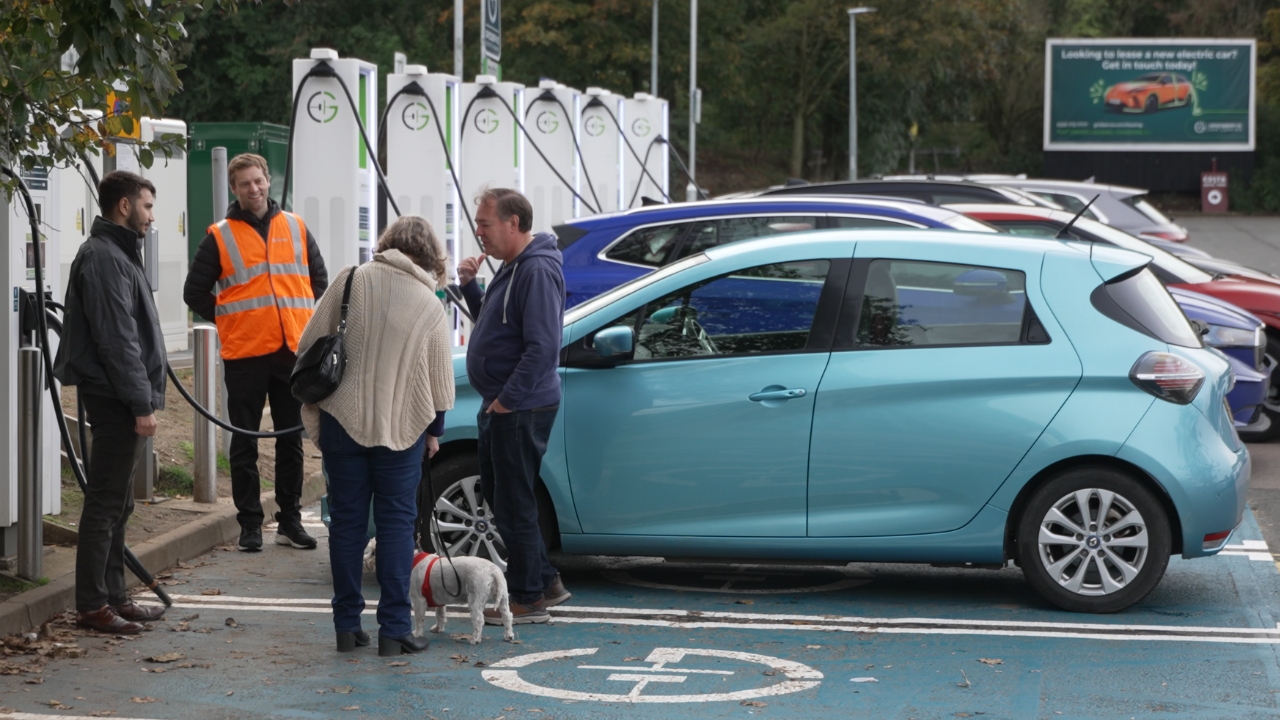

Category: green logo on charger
[307, 91, 339, 123]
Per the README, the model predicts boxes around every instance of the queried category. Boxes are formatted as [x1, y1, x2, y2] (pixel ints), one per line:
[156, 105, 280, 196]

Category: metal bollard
[193, 325, 219, 503]
[17, 347, 43, 581]
[211, 147, 233, 458]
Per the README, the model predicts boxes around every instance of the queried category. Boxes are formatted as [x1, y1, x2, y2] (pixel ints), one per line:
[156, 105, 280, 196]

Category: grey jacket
[54, 217, 167, 416]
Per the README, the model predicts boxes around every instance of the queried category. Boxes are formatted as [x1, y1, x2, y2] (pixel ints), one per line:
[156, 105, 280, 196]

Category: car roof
[560, 196, 967, 230]
[979, 177, 1146, 197]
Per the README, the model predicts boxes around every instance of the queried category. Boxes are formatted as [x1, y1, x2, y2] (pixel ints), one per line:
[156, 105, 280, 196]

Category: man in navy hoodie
[458, 188, 570, 624]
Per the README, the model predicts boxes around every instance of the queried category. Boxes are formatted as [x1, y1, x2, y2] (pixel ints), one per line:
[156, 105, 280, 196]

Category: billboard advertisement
[1044, 38, 1255, 151]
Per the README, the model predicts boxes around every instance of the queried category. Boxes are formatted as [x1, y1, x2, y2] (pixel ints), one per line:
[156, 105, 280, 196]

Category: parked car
[555, 196, 997, 308]
[969, 177, 1190, 243]
[429, 229, 1249, 614]
[951, 204, 1280, 438]
[1104, 73, 1192, 113]
[748, 179, 1043, 206]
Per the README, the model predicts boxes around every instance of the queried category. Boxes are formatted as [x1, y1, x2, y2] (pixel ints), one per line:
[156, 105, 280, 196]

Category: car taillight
[1129, 352, 1205, 404]
[1144, 230, 1189, 243]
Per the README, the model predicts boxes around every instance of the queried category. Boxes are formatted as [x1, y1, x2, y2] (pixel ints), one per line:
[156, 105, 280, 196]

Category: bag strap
[336, 267, 356, 334]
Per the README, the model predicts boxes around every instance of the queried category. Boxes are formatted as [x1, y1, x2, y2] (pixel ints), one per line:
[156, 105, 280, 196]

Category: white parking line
[1221, 539, 1272, 561]
[0, 714, 168, 720]
[167, 595, 1280, 644]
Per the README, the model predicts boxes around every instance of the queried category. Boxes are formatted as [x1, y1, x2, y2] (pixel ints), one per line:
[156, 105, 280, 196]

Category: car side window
[603, 260, 832, 361]
[676, 216, 820, 259]
[1036, 193, 1100, 221]
[830, 216, 914, 229]
[605, 223, 693, 267]
[857, 260, 1032, 348]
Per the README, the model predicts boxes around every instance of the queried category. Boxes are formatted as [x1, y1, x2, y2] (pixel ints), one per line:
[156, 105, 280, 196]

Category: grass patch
[179, 441, 194, 460]
[217, 452, 231, 473]
[157, 464, 194, 496]
[0, 574, 38, 594]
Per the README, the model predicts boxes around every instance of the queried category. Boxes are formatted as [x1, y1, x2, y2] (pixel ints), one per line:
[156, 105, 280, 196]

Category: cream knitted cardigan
[298, 249, 455, 451]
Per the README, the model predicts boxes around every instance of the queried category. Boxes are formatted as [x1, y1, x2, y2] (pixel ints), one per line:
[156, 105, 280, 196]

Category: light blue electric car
[429, 229, 1250, 613]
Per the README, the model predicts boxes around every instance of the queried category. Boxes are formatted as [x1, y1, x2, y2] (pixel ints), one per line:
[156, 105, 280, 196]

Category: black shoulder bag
[290, 268, 356, 404]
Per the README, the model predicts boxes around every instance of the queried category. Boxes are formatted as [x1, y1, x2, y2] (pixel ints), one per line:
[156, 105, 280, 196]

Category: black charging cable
[527, 90, 603, 212]
[585, 98, 678, 203]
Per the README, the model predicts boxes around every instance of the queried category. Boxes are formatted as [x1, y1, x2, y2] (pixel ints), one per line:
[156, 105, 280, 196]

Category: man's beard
[126, 204, 149, 236]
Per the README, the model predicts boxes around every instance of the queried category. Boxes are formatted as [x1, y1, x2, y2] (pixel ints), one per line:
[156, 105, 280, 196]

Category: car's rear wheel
[1257, 335, 1280, 441]
[1016, 467, 1171, 613]
[424, 452, 558, 572]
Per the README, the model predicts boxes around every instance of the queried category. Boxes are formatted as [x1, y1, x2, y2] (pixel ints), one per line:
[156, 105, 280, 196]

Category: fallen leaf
[200, 589, 221, 596]
[977, 658, 1003, 666]
[88, 712, 117, 717]
[387, 661, 409, 667]
[332, 686, 354, 694]
[179, 614, 200, 622]
[734, 599, 754, 605]
[623, 657, 643, 662]
[24, 677, 43, 684]
[449, 654, 469, 663]
[958, 669, 971, 688]
[762, 670, 777, 676]
[957, 714, 971, 718]
[850, 677, 879, 683]
[148, 652, 185, 663]
[224, 618, 238, 628]
[343, 706, 359, 711]
[806, 645, 822, 649]
[741, 700, 767, 707]
[130, 697, 158, 703]
[474, 661, 487, 667]
[226, 691, 234, 696]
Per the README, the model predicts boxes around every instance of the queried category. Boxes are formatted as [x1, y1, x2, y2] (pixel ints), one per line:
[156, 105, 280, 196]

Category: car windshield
[1137, 74, 1162, 82]
[1075, 218, 1213, 284]
[1123, 196, 1176, 226]
[564, 253, 712, 325]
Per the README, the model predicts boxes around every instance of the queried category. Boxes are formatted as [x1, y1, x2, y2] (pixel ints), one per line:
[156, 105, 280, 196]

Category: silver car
[969, 177, 1190, 243]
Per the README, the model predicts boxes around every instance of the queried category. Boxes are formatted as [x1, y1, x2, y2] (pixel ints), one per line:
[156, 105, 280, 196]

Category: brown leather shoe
[77, 606, 143, 635]
[485, 598, 549, 625]
[112, 601, 166, 622]
[543, 574, 571, 608]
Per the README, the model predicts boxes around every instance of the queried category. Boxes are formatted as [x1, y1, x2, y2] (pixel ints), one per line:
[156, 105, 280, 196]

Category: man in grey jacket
[54, 171, 168, 634]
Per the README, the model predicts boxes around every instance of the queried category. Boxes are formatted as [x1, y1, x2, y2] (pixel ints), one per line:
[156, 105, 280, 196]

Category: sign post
[1202, 159, 1229, 213]
[481, 0, 501, 79]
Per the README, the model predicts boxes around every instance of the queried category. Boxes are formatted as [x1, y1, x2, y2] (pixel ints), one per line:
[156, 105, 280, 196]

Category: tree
[0, 0, 240, 181]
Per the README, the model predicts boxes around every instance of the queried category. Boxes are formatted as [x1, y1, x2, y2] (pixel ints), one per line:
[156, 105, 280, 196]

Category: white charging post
[524, 80, 581, 231]
[139, 118, 189, 353]
[291, 49, 380, 268]
[458, 75, 524, 299]
[0, 161, 63, 556]
[385, 64, 464, 346]
[623, 93, 670, 207]
[579, 87, 625, 213]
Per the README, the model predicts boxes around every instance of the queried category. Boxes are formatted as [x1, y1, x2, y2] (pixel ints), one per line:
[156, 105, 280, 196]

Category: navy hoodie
[462, 232, 565, 411]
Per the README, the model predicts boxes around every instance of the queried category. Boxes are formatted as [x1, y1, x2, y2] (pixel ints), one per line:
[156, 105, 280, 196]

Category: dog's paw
[469, 636, 481, 645]
[430, 624, 442, 633]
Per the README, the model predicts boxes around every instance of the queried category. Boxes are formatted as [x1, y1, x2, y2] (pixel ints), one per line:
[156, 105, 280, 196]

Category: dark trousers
[318, 412, 425, 638]
[223, 348, 304, 529]
[477, 405, 559, 606]
[76, 393, 147, 612]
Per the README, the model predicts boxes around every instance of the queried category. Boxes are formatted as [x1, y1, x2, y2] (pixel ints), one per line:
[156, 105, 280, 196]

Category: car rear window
[605, 223, 691, 267]
[1122, 196, 1175, 226]
[1091, 267, 1201, 348]
[553, 223, 590, 250]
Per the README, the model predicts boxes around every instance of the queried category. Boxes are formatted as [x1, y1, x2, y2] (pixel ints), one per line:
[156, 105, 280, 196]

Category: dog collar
[414, 552, 444, 608]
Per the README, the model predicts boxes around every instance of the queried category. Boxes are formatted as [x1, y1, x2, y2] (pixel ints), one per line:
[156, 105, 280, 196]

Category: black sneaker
[238, 525, 263, 552]
[275, 514, 318, 549]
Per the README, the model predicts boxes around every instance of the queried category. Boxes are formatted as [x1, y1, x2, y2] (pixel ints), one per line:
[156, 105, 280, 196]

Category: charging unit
[140, 118, 189, 353]
[291, 49, 379, 268]
[579, 87, 625, 214]
[385, 65, 464, 345]
[458, 75, 524, 272]
[623, 93, 669, 207]
[57, 151, 100, 303]
[1, 162, 63, 549]
[524, 80, 581, 232]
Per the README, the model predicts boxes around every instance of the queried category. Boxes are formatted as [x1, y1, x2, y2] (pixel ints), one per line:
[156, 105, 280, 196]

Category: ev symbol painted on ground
[483, 647, 822, 703]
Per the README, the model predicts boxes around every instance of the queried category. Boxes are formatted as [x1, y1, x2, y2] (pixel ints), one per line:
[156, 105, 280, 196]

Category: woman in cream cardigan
[298, 216, 455, 656]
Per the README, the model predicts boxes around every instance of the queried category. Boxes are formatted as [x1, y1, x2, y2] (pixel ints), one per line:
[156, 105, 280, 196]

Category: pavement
[0, 214, 1278, 718]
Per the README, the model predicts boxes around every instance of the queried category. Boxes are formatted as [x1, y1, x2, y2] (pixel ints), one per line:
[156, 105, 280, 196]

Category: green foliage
[158, 464, 194, 496]
[217, 452, 231, 473]
[179, 440, 195, 460]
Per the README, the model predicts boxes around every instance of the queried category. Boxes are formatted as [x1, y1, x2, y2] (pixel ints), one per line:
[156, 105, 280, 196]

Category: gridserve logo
[307, 91, 339, 123]
[535, 110, 560, 134]
[402, 102, 430, 131]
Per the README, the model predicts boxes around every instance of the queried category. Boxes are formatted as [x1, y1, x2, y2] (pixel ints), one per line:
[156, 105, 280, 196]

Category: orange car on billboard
[1103, 73, 1191, 113]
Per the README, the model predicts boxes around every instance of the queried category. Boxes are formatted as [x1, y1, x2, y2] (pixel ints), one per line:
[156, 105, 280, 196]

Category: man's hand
[427, 435, 440, 458]
[486, 399, 511, 414]
[135, 414, 158, 437]
[458, 255, 488, 287]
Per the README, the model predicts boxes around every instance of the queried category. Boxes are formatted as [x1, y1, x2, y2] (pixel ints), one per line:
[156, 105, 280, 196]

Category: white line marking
[170, 594, 329, 606]
[1219, 550, 1273, 562]
[579, 665, 734, 675]
[0, 714, 168, 720]
[1225, 540, 1269, 551]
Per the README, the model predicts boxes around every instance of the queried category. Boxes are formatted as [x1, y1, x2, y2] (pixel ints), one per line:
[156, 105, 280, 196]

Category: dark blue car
[553, 197, 998, 308]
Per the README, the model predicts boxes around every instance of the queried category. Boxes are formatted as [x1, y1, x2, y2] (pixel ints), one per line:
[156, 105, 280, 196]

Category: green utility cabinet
[187, 122, 289, 262]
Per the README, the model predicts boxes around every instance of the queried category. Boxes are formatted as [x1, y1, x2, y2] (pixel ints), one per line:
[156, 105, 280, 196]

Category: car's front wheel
[1144, 94, 1159, 113]
[1016, 467, 1171, 613]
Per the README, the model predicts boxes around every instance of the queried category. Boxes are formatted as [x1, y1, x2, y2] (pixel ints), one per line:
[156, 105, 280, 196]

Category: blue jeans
[477, 406, 559, 605]
[318, 412, 425, 638]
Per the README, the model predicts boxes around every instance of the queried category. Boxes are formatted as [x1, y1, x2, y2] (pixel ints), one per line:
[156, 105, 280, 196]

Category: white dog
[410, 551, 514, 644]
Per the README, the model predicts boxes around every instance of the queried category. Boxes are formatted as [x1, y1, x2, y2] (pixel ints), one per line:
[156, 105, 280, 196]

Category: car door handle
[749, 387, 807, 402]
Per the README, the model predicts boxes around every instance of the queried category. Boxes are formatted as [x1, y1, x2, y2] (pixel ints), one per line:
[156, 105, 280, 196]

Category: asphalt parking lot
[0, 215, 1278, 719]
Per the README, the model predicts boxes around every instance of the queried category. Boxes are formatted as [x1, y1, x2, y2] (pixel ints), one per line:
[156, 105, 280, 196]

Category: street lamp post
[687, 0, 698, 201]
[651, 0, 659, 96]
[848, 7, 875, 180]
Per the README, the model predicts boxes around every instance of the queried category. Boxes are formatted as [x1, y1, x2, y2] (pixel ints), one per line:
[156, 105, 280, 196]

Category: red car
[1104, 73, 1191, 113]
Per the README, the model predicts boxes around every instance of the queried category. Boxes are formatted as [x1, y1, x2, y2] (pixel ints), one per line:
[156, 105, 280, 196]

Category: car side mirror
[1189, 319, 1209, 337]
[593, 325, 635, 361]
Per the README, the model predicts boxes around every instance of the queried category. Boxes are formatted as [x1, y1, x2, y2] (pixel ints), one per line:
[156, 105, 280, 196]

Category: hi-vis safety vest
[209, 212, 316, 360]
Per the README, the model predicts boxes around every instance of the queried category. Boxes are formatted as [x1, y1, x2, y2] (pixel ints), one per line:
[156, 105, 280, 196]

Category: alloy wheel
[1036, 488, 1149, 596]
[431, 474, 508, 572]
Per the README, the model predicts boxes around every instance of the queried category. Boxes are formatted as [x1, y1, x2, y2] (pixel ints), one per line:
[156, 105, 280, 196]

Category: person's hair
[227, 153, 271, 186]
[98, 171, 156, 216]
[376, 215, 448, 284]
[477, 187, 533, 233]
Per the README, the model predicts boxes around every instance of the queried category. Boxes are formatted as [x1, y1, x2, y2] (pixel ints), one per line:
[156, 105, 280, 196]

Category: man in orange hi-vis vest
[183, 154, 328, 553]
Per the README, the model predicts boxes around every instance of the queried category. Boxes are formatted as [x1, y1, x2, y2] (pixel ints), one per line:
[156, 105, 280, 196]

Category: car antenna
[1056, 194, 1101, 240]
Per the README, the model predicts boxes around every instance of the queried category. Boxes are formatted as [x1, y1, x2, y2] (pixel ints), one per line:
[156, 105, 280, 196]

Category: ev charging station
[458, 75, 524, 277]
[579, 87, 625, 214]
[291, 49, 379, 268]
[523, 80, 581, 232]
[1, 162, 63, 546]
[623, 93, 670, 208]
[385, 64, 464, 345]
[57, 149, 100, 301]
[140, 118, 189, 353]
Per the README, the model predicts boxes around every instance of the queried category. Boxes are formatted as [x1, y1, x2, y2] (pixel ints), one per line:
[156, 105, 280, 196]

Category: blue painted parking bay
[2, 506, 1279, 720]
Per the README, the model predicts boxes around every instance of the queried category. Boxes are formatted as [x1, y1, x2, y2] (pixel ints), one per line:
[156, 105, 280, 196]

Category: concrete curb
[0, 472, 325, 637]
